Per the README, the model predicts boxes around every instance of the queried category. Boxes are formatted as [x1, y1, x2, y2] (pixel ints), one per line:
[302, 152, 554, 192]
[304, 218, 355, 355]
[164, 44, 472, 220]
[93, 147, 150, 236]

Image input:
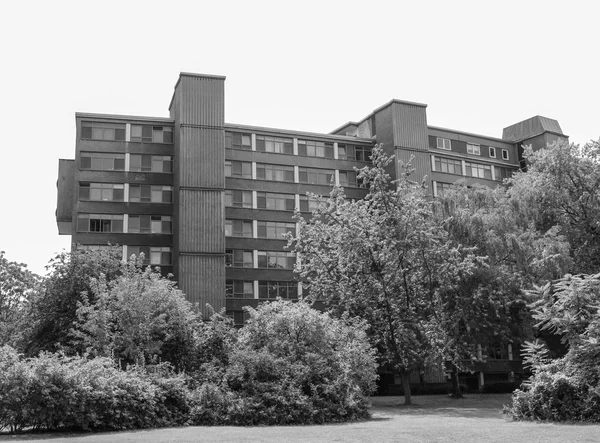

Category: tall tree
[508, 139, 600, 274]
[24, 247, 122, 355]
[291, 147, 480, 404]
[0, 251, 40, 347]
[72, 258, 200, 370]
[433, 177, 572, 395]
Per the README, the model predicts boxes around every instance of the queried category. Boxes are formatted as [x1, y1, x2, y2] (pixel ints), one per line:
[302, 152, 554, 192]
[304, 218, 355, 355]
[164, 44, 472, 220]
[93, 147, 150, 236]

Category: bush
[0, 346, 192, 432]
[189, 300, 378, 425]
[505, 346, 600, 422]
[1, 301, 379, 431]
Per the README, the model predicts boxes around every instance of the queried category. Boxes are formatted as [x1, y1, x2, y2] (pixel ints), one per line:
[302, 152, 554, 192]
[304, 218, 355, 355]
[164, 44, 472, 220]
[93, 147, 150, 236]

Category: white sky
[1, 0, 598, 275]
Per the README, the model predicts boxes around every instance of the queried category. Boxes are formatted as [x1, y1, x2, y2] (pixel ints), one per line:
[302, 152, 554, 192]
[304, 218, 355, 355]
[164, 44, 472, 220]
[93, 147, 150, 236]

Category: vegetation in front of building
[0, 139, 599, 430]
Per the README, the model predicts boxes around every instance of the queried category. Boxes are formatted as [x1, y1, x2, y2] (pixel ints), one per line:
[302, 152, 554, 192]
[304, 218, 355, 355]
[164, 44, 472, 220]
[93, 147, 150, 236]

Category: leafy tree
[434, 183, 572, 394]
[509, 139, 600, 274]
[24, 247, 122, 355]
[0, 251, 39, 347]
[291, 146, 481, 404]
[73, 257, 200, 370]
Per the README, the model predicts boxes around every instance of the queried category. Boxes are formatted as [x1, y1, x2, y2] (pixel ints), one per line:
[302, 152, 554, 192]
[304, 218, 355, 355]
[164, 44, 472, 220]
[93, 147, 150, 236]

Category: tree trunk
[451, 364, 463, 399]
[400, 369, 412, 405]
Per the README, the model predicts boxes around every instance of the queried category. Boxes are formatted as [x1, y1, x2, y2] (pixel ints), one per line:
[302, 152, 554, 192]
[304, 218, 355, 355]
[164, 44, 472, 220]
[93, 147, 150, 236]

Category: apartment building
[56, 72, 567, 326]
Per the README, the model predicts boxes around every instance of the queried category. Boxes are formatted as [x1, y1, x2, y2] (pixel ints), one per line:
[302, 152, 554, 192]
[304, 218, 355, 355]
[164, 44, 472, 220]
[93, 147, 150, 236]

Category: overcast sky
[1, 0, 598, 275]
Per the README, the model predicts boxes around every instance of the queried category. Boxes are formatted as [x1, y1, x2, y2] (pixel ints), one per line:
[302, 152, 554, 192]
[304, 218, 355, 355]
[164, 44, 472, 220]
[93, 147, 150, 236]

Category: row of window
[76, 245, 172, 266]
[434, 156, 515, 181]
[225, 219, 299, 239]
[225, 190, 318, 212]
[80, 153, 173, 173]
[226, 131, 372, 161]
[76, 214, 172, 234]
[81, 122, 173, 144]
[436, 137, 510, 160]
[79, 183, 173, 203]
[226, 249, 296, 270]
[226, 161, 360, 187]
[226, 280, 298, 300]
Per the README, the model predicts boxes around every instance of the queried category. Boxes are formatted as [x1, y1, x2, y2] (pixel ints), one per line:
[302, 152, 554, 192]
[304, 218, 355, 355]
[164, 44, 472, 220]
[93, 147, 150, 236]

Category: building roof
[502, 115, 564, 142]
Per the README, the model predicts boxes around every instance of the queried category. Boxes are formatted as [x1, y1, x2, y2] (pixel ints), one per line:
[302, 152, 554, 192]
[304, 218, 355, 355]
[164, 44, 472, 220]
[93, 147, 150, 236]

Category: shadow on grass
[370, 394, 512, 420]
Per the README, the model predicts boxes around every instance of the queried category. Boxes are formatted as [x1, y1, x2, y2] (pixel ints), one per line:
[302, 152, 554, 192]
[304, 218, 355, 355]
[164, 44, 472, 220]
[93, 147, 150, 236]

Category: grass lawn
[2, 394, 599, 443]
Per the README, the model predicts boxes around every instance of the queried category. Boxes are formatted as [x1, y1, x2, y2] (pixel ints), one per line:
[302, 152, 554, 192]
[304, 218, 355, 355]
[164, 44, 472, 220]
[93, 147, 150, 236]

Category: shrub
[506, 346, 600, 422]
[0, 346, 192, 432]
[194, 300, 377, 425]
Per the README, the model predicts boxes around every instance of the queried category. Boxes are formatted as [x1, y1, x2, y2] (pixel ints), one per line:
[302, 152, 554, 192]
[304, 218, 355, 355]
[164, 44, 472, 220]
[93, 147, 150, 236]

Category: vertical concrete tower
[169, 73, 226, 315]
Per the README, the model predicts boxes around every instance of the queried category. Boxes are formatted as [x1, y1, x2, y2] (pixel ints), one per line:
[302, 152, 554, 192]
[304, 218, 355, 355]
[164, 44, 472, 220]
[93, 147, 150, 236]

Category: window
[128, 246, 172, 265]
[226, 280, 254, 299]
[130, 125, 173, 143]
[80, 152, 125, 171]
[129, 185, 173, 203]
[298, 140, 333, 158]
[299, 195, 319, 212]
[339, 144, 373, 162]
[257, 221, 296, 239]
[338, 144, 354, 160]
[494, 166, 513, 181]
[256, 135, 293, 154]
[467, 143, 480, 155]
[436, 137, 451, 150]
[77, 214, 123, 233]
[225, 160, 252, 179]
[226, 132, 252, 150]
[298, 167, 334, 185]
[436, 182, 453, 196]
[225, 190, 253, 208]
[130, 155, 173, 173]
[225, 249, 254, 268]
[128, 215, 172, 234]
[79, 183, 124, 201]
[81, 122, 125, 141]
[434, 157, 462, 175]
[465, 162, 492, 179]
[256, 163, 294, 182]
[355, 146, 372, 162]
[256, 192, 295, 211]
[257, 251, 296, 269]
[258, 281, 298, 299]
[339, 170, 357, 187]
[502, 149, 510, 161]
[489, 147, 496, 158]
[225, 219, 253, 237]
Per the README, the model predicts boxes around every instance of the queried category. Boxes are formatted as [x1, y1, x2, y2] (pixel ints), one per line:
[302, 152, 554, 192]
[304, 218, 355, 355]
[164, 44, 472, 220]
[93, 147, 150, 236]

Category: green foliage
[0, 346, 191, 433]
[528, 272, 600, 347]
[291, 146, 483, 403]
[507, 273, 600, 421]
[72, 257, 200, 370]
[509, 139, 600, 274]
[25, 247, 122, 356]
[190, 300, 378, 425]
[0, 251, 40, 347]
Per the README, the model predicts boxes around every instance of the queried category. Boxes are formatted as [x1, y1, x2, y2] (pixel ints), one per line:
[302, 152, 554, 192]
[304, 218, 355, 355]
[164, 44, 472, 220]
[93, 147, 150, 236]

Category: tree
[434, 183, 572, 394]
[0, 251, 39, 347]
[24, 247, 122, 355]
[508, 139, 600, 274]
[73, 257, 200, 370]
[291, 146, 481, 404]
